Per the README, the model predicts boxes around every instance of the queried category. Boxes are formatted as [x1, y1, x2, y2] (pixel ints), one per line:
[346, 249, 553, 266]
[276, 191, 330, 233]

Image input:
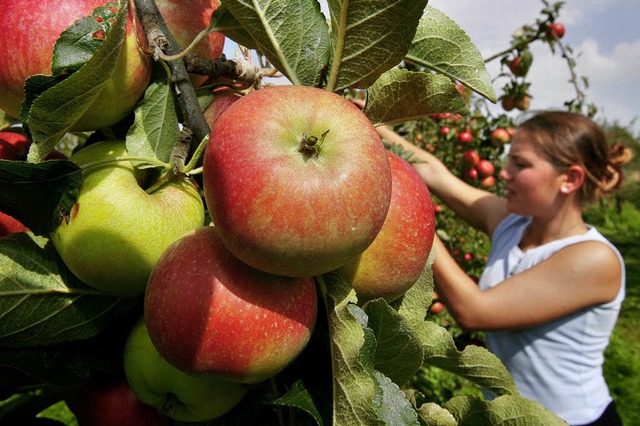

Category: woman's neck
[520, 210, 587, 251]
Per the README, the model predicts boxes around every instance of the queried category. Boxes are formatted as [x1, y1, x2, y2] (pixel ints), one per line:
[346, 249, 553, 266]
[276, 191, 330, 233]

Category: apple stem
[298, 130, 329, 159]
[176, 135, 209, 175]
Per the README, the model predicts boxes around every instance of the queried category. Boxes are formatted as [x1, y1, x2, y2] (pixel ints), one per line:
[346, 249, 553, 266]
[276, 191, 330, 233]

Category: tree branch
[133, 0, 210, 161]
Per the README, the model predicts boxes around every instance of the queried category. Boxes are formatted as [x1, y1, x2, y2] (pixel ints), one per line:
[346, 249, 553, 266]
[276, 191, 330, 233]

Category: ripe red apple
[480, 175, 496, 188]
[501, 96, 515, 111]
[439, 126, 451, 135]
[515, 95, 531, 111]
[464, 167, 479, 180]
[490, 128, 511, 146]
[430, 301, 445, 315]
[461, 150, 480, 167]
[0, 211, 29, 236]
[203, 87, 243, 125]
[0, 0, 152, 131]
[144, 225, 318, 384]
[0, 131, 30, 160]
[155, 0, 225, 87]
[456, 130, 473, 144]
[203, 85, 392, 277]
[546, 22, 565, 39]
[476, 159, 495, 177]
[67, 377, 171, 426]
[336, 151, 435, 302]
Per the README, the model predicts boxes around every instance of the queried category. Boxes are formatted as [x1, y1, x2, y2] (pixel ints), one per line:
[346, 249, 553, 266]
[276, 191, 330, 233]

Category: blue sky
[222, 0, 640, 134]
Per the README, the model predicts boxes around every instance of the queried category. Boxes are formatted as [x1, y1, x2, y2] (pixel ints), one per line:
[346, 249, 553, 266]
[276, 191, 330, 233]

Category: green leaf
[271, 380, 325, 426]
[25, 0, 129, 163]
[445, 394, 568, 425]
[0, 160, 82, 235]
[325, 0, 428, 92]
[318, 273, 384, 426]
[415, 320, 519, 398]
[363, 299, 424, 387]
[51, 2, 120, 75]
[364, 68, 467, 126]
[416, 401, 457, 426]
[0, 233, 138, 348]
[372, 370, 420, 426]
[210, 0, 331, 87]
[126, 78, 179, 164]
[405, 7, 496, 102]
[393, 247, 435, 324]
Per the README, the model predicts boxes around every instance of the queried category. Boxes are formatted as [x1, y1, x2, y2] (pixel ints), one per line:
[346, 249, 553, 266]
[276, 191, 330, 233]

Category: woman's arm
[376, 125, 509, 236]
[432, 236, 622, 331]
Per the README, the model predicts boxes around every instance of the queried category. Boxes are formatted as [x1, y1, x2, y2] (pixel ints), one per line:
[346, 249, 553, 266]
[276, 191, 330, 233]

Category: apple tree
[0, 0, 573, 424]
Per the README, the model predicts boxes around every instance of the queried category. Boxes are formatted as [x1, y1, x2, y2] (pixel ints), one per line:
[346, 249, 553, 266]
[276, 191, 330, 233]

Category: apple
[155, 0, 225, 87]
[456, 130, 473, 144]
[546, 22, 565, 39]
[203, 87, 243, 125]
[515, 95, 531, 111]
[67, 376, 171, 426]
[480, 175, 496, 188]
[124, 318, 247, 422]
[0, 0, 152, 131]
[461, 150, 480, 167]
[335, 151, 435, 302]
[51, 140, 205, 296]
[490, 128, 511, 146]
[430, 301, 445, 314]
[439, 126, 451, 135]
[203, 85, 392, 277]
[476, 159, 495, 177]
[0, 131, 31, 160]
[501, 96, 515, 111]
[0, 211, 29, 237]
[144, 225, 318, 384]
[464, 167, 479, 180]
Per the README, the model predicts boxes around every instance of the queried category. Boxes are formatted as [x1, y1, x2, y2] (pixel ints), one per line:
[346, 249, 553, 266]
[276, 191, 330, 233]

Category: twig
[133, 0, 210, 162]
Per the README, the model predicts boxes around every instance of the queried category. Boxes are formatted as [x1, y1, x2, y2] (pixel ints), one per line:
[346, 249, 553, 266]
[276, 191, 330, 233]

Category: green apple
[51, 140, 204, 296]
[124, 318, 247, 423]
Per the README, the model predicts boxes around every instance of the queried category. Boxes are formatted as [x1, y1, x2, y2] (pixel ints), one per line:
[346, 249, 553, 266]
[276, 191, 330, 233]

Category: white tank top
[478, 214, 625, 424]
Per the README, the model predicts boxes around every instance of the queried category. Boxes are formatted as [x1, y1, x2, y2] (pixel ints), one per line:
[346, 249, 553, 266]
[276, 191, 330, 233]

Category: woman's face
[499, 130, 566, 216]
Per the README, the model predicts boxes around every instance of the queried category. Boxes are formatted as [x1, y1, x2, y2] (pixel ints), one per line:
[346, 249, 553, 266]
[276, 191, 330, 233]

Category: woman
[376, 111, 629, 425]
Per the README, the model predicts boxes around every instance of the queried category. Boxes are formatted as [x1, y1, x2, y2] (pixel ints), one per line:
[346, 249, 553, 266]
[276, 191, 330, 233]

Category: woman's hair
[516, 110, 633, 203]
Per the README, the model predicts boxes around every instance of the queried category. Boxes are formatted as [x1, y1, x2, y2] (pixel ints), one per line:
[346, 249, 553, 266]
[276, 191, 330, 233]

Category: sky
[222, 0, 640, 134]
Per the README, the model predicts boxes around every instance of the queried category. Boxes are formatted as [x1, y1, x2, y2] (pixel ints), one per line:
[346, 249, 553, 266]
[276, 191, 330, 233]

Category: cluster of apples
[0, 1, 437, 423]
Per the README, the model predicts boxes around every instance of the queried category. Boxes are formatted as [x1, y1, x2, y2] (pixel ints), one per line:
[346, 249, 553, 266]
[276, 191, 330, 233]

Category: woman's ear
[560, 165, 585, 194]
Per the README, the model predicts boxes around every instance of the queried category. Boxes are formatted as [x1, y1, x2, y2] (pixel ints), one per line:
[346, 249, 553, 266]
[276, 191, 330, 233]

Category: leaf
[392, 247, 435, 324]
[51, 2, 121, 75]
[25, 0, 129, 163]
[372, 370, 420, 426]
[415, 320, 519, 398]
[364, 68, 468, 126]
[210, 0, 331, 87]
[0, 233, 138, 348]
[405, 7, 496, 102]
[363, 299, 424, 387]
[126, 78, 180, 164]
[416, 401, 457, 426]
[318, 273, 384, 426]
[271, 380, 325, 426]
[324, 0, 428, 92]
[0, 160, 82, 235]
[445, 395, 568, 425]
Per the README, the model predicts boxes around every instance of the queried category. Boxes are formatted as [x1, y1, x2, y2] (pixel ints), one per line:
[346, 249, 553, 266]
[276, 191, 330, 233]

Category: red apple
[546, 22, 565, 40]
[203, 87, 243, 125]
[0, 132, 30, 160]
[439, 126, 451, 135]
[155, 0, 225, 87]
[464, 167, 479, 180]
[476, 159, 495, 177]
[336, 151, 435, 302]
[0, 211, 29, 236]
[0, 0, 152, 131]
[67, 377, 171, 426]
[490, 128, 511, 146]
[203, 85, 392, 277]
[144, 225, 318, 384]
[480, 175, 496, 188]
[430, 301, 446, 314]
[461, 150, 480, 167]
[456, 130, 473, 144]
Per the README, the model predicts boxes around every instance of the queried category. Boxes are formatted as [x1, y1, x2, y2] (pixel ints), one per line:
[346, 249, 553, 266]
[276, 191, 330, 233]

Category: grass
[587, 200, 640, 426]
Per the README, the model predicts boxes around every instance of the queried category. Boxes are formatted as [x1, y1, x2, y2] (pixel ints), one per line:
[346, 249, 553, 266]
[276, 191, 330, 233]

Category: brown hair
[516, 110, 633, 203]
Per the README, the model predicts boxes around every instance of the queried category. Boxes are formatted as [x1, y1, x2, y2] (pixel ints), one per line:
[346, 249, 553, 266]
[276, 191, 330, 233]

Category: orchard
[0, 0, 599, 425]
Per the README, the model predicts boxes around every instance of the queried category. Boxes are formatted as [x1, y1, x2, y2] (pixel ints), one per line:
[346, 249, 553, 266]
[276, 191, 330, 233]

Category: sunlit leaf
[210, 0, 330, 87]
[325, 0, 428, 92]
[405, 7, 496, 102]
